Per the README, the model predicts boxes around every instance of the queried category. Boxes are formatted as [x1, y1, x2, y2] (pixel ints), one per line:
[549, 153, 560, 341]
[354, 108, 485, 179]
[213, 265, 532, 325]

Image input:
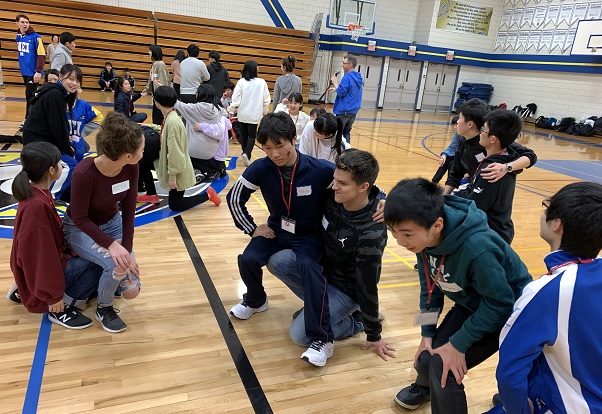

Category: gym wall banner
[436, 0, 493, 36]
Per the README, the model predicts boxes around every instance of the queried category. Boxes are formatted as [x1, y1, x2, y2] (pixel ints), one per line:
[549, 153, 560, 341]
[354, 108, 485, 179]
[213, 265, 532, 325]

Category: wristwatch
[506, 164, 513, 172]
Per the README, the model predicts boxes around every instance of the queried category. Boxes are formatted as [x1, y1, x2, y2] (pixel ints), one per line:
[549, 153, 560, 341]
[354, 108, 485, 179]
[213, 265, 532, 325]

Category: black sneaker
[194, 169, 206, 184]
[414, 264, 418, 272]
[492, 393, 502, 406]
[292, 307, 303, 321]
[394, 383, 430, 410]
[7, 284, 21, 303]
[48, 306, 93, 329]
[95, 305, 127, 333]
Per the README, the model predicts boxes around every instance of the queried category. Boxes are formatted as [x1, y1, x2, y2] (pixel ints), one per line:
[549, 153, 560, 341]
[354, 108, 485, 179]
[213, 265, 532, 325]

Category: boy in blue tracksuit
[384, 178, 532, 414]
[330, 54, 363, 145]
[493, 182, 602, 414]
[226, 112, 336, 364]
[15, 14, 45, 120]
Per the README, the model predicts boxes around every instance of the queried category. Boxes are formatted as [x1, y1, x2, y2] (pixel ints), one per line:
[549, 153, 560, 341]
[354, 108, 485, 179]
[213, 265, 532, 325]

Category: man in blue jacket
[330, 54, 363, 145]
[15, 14, 45, 122]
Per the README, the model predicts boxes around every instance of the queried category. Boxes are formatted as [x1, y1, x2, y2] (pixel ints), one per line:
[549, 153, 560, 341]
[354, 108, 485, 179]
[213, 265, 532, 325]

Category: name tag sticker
[296, 185, 312, 197]
[475, 153, 485, 162]
[112, 180, 130, 195]
[322, 215, 329, 230]
[414, 308, 440, 326]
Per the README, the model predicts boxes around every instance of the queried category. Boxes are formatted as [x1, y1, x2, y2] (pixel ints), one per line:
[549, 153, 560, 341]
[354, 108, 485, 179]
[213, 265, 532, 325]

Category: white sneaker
[301, 340, 334, 367]
[241, 153, 250, 167]
[230, 297, 269, 320]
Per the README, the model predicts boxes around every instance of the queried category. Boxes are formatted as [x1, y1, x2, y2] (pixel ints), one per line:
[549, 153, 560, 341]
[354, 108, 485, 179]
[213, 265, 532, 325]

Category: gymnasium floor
[0, 85, 599, 413]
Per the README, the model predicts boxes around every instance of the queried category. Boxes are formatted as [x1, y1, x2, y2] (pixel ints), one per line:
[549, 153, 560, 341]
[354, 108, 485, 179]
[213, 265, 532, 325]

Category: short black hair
[223, 81, 235, 91]
[149, 44, 163, 61]
[174, 49, 186, 62]
[544, 182, 602, 258]
[257, 112, 296, 145]
[15, 14, 29, 22]
[59, 32, 75, 45]
[105, 61, 112, 67]
[209, 50, 221, 61]
[483, 109, 523, 149]
[459, 98, 490, 130]
[241, 60, 258, 81]
[153, 85, 178, 108]
[124, 68, 130, 72]
[288, 92, 303, 105]
[335, 149, 379, 187]
[45, 68, 60, 82]
[384, 178, 445, 229]
[451, 115, 459, 125]
[310, 107, 327, 118]
[187, 43, 200, 58]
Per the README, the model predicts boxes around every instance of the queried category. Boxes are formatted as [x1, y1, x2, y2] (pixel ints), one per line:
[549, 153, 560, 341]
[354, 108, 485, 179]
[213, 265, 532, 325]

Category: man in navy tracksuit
[226, 112, 336, 364]
[330, 54, 363, 145]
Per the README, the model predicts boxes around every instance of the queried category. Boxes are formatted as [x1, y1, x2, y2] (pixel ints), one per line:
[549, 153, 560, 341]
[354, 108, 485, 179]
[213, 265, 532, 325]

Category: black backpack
[535, 116, 546, 128]
[578, 123, 594, 137]
[594, 118, 602, 132]
[565, 123, 579, 135]
[555, 117, 575, 132]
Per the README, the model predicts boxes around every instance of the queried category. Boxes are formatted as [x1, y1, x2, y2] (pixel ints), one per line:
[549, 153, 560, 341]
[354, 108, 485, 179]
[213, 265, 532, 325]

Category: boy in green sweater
[384, 178, 531, 414]
[144, 86, 220, 211]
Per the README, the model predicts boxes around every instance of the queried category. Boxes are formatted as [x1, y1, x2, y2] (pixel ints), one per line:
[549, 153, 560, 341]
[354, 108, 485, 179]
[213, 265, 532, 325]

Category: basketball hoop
[347, 23, 365, 41]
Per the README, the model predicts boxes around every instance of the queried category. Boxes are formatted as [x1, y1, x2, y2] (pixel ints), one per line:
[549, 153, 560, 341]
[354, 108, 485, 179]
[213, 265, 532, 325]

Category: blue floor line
[23, 315, 52, 413]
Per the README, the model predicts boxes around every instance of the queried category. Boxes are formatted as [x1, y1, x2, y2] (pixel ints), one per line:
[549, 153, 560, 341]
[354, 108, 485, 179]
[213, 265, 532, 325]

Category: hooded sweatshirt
[418, 196, 532, 353]
[321, 186, 387, 342]
[16, 26, 45, 76]
[333, 71, 363, 115]
[464, 146, 520, 244]
[50, 43, 73, 71]
[174, 101, 223, 160]
[23, 81, 73, 157]
[273, 73, 302, 109]
[206, 61, 230, 98]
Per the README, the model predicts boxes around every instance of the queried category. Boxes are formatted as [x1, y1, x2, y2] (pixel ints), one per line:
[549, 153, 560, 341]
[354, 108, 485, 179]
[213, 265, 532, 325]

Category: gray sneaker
[95, 305, 127, 333]
[7, 284, 21, 304]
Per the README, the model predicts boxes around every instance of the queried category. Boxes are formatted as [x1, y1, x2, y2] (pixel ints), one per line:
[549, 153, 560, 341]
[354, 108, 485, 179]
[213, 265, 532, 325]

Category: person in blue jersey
[492, 182, 602, 414]
[329, 54, 363, 145]
[384, 178, 532, 414]
[15, 14, 45, 121]
[226, 112, 335, 366]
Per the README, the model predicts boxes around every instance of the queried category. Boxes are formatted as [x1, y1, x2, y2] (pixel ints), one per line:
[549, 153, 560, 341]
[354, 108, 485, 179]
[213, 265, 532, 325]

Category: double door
[421, 63, 459, 112]
[382, 59, 422, 110]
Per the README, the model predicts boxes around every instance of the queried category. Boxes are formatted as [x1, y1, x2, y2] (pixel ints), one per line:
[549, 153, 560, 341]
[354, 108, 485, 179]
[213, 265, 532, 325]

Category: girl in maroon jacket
[9, 142, 102, 329]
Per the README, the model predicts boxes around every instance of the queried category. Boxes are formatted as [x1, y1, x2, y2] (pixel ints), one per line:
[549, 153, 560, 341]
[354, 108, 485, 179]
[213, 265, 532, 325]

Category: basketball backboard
[326, 0, 376, 35]
[571, 19, 602, 55]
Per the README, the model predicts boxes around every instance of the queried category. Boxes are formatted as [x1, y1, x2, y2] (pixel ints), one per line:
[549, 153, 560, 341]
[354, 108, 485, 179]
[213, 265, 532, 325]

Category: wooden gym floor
[0, 85, 599, 413]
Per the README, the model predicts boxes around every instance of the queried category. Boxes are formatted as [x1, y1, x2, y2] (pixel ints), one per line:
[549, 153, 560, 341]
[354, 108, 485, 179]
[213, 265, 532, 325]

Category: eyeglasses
[542, 200, 550, 209]
[342, 61, 351, 65]
[480, 126, 490, 134]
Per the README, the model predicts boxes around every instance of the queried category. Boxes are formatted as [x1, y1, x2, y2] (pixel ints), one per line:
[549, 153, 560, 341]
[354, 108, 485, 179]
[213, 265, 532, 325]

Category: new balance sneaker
[230, 298, 269, 320]
[6, 284, 21, 304]
[241, 153, 250, 167]
[394, 383, 431, 410]
[48, 306, 93, 329]
[206, 186, 221, 206]
[301, 340, 334, 367]
[95, 305, 127, 333]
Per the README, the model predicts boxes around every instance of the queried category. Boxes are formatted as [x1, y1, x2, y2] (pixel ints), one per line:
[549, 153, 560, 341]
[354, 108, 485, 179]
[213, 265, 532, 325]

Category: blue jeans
[267, 249, 363, 346]
[63, 213, 137, 306]
[63, 256, 103, 307]
[238, 230, 334, 343]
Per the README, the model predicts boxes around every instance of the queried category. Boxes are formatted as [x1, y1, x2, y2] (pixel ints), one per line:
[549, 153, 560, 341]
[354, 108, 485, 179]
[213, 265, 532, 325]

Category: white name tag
[112, 180, 130, 195]
[296, 185, 312, 197]
[414, 308, 440, 326]
[281, 216, 296, 234]
[475, 152, 485, 162]
[437, 281, 463, 292]
[322, 215, 329, 230]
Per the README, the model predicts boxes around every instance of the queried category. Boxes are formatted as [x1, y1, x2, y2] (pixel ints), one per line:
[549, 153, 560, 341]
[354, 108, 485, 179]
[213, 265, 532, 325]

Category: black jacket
[445, 134, 537, 190]
[320, 187, 387, 342]
[464, 148, 520, 244]
[114, 91, 141, 117]
[23, 82, 73, 157]
[206, 61, 230, 99]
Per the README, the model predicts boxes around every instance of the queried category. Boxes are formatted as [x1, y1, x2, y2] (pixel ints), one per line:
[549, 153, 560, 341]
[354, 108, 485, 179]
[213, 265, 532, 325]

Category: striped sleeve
[497, 272, 560, 414]
[226, 175, 260, 235]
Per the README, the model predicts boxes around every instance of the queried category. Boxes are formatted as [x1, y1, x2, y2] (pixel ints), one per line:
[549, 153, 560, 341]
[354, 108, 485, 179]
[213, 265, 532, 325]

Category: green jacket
[418, 195, 532, 353]
[154, 111, 196, 191]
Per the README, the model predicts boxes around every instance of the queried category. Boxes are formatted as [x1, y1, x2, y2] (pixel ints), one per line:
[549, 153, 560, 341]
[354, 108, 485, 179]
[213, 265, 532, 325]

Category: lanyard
[160, 109, 174, 144]
[278, 160, 298, 217]
[547, 258, 594, 274]
[474, 150, 507, 178]
[421, 252, 446, 307]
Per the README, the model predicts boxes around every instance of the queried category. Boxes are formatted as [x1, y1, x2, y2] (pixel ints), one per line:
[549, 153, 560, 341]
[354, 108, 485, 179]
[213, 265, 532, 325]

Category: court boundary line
[174, 215, 273, 414]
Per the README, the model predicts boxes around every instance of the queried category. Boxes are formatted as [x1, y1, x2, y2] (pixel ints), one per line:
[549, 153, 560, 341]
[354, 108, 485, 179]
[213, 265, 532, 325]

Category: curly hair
[96, 112, 143, 161]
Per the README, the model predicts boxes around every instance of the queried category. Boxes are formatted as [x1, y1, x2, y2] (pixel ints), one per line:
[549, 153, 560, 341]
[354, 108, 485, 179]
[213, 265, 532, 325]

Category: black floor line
[174, 215, 273, 414]
[1, 143, 12, 150]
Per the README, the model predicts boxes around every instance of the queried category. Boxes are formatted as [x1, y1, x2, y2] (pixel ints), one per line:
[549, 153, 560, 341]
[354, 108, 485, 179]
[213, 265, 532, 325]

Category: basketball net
[347, 23, 364, 41]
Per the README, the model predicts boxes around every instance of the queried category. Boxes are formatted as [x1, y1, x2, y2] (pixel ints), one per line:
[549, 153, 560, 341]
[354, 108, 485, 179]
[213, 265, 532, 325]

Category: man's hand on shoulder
[362, 339, 396, 361]
[252, 223, 275, 239]
[372, 199, 385, 223]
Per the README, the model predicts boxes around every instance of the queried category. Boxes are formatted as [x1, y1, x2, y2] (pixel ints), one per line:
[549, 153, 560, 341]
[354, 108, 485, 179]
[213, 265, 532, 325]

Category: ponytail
[333, 116, 344, 156]
[313, 112, 343, 155]
[12, 142, 61, 201]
